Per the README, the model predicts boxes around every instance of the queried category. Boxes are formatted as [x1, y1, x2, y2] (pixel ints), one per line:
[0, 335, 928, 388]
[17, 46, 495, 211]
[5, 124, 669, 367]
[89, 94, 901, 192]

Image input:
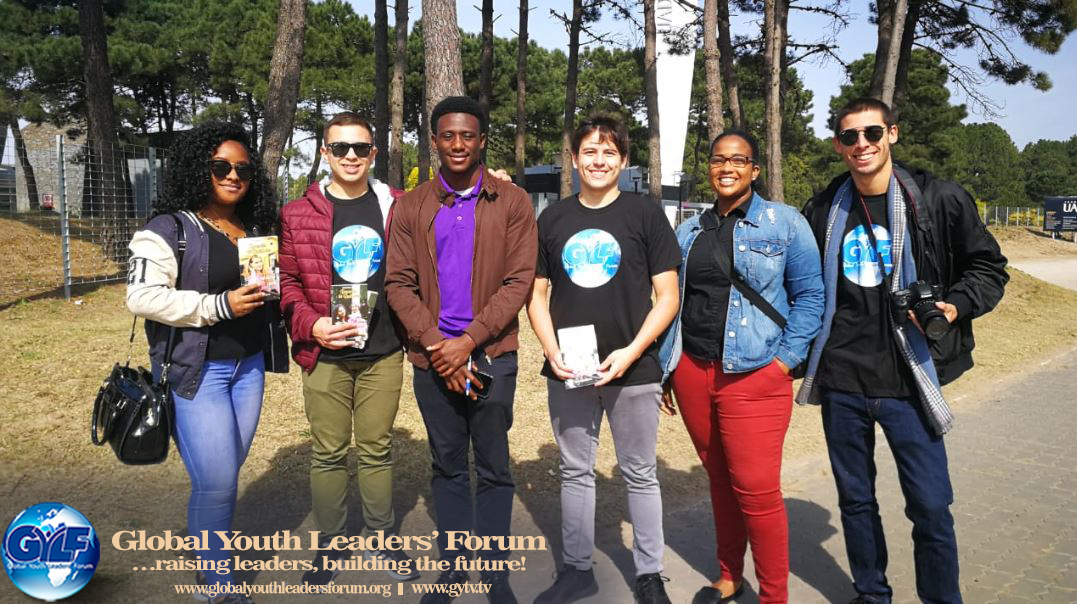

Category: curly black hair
[154, 122, 278, 234]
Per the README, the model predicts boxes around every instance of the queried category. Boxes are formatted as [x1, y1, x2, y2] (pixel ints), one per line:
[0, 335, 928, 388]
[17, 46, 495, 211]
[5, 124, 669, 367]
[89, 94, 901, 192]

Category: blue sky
[351, 0, 1077, 148]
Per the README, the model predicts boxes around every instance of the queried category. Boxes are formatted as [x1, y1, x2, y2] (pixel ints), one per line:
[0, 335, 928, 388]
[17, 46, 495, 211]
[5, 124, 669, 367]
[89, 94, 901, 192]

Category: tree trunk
[717, 0, 742, 128]
[515, 1, 529, 186]
[644, 0, 662, 201]
[307, 98, 323, 185]
[869, 0, 894, 99]
[879, 0, 908, 106]
[763, 0, 788, 201]
[0, 115, 7, 165]
[374, 0, 390, 181]
[479, 0, 494, 115]
[245, 93, 261, 153]
[79, 0, 131, 260]
[560, 0, 583, 198]
[703, 0, 725, 140]
[423, 0, 466, 173]
[418, 73, 431, 184]
[892, 0, 922, 118]
[9, 116, 39, 212]
[261, 0, 307, 192]
[389, 0, 409, 189]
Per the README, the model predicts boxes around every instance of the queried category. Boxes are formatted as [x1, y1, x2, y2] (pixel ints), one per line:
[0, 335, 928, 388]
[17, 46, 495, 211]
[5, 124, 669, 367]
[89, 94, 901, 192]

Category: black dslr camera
[892, 280, 949, 341]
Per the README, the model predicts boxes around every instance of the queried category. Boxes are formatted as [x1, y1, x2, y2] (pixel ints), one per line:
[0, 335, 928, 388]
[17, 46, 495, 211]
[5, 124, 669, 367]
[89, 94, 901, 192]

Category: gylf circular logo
[561, 229, 622, 288]
[3, 503, 100, 601]
[333, 225, 384, 283]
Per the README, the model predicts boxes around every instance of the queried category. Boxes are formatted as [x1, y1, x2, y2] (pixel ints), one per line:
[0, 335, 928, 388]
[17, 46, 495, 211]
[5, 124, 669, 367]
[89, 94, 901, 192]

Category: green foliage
[947, 123, 1026, 206]
[1022, 136, 1077, 201]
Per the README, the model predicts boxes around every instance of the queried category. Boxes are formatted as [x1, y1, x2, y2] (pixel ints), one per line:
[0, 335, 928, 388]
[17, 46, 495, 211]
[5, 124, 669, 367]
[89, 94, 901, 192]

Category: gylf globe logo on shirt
[562, 228, 622, 288]
[2, 503, 100, 601]
[332, 224, 383, 283]
[842, 224, 893, 287]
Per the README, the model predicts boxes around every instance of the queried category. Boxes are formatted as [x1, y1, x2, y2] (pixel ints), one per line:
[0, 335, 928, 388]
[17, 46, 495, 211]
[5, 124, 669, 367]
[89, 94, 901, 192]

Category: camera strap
[853, 193, 894, 293]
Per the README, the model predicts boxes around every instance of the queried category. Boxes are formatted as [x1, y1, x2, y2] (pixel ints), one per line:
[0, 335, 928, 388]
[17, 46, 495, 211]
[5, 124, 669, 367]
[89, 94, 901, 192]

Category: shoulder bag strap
[711, 216, 788, 329]
[160, 214, 187, 383]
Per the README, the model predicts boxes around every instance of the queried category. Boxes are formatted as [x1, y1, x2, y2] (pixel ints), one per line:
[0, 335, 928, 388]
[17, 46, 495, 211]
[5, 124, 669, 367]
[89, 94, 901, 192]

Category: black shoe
[364, 541, 419, 581]
[419, 569, 470, 604]
[692, 581, 746, 604]
[533, 565, 599, 604]
[482, 571, 518, 604]
[848, 598, 873, 604]
[302, 539, 346, 586]
[634, 573, 671, 604]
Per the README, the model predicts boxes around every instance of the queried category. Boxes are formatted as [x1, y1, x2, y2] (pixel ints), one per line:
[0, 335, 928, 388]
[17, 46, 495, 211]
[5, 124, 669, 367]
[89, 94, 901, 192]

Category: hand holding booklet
[331, 283, 378, 349]
[557, 325, 604, 389]
[237, 236, 281, 300]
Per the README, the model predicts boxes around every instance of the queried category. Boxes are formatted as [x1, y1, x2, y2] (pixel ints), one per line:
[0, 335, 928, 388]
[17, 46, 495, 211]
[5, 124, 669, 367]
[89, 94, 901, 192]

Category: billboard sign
[1043, 196, 1077, 232]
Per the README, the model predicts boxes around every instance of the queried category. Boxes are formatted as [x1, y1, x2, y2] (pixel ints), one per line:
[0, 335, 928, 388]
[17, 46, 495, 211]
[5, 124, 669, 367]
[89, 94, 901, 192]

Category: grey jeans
[548, 378, 665, 575]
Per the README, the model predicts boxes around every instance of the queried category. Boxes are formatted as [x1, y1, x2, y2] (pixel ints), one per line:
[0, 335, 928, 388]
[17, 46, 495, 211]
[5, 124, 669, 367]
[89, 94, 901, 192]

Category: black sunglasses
[208, 160, 254, 181]
[327, 142, 374, 158]
[837, 125, 887, 146]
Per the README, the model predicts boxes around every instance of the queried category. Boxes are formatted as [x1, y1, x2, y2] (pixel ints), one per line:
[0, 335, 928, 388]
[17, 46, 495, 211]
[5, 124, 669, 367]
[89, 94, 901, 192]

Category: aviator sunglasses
[837, 125, 887, 146]
[327, 142, 374, 158]
[208, 160, 254, 181]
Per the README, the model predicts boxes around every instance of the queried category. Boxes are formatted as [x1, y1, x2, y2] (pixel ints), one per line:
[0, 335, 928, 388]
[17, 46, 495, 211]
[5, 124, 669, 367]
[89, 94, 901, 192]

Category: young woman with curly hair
[126, 122, 287, 604]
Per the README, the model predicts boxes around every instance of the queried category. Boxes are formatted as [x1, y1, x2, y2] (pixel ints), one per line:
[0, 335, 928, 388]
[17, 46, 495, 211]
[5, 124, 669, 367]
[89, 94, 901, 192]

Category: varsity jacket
[126, 211, 289, 398]
[278, 179, 398, 372]
[801, 163, 1009, 385]
[384, 167, 538, 369]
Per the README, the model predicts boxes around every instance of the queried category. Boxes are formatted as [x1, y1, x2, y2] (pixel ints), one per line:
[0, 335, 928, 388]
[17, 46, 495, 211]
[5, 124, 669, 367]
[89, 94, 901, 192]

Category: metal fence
[1, 136, 167, 305]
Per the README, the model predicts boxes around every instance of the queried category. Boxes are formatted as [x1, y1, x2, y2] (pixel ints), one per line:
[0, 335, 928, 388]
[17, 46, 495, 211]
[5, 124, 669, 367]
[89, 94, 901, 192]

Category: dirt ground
[1, 226, 1076, 602]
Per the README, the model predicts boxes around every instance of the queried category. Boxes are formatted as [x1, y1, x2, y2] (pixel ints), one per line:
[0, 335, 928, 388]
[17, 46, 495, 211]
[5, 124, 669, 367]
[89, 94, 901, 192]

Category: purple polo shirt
[434, 169, 483, 338]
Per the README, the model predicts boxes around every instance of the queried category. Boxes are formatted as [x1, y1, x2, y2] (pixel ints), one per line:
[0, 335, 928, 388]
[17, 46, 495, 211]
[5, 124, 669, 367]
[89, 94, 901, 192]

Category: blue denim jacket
[658, 192, 824, 380]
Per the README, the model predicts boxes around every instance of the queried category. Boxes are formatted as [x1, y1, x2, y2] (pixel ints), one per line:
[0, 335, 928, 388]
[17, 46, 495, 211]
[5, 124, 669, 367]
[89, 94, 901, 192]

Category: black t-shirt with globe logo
[320, 189, 401, 362]
[536, 192, 681, 386]
[818, 193, 915, 397]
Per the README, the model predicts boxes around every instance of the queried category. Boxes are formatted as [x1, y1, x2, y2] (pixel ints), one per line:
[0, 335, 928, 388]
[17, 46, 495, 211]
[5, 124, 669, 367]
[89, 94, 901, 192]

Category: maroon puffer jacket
[279, 181, 399, 372]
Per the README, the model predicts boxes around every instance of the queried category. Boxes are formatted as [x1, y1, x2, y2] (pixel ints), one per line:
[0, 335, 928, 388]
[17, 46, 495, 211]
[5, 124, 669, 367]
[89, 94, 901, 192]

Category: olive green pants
[302, 352, 402, 538]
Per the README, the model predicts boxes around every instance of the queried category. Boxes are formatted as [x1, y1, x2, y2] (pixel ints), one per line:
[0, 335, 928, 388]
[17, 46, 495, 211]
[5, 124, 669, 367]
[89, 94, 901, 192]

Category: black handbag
[91, 215, 185, 464]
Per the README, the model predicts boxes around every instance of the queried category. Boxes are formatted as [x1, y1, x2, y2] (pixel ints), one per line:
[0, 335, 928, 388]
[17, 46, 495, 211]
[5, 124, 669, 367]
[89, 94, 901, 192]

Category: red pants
[670, 353, 793, 603]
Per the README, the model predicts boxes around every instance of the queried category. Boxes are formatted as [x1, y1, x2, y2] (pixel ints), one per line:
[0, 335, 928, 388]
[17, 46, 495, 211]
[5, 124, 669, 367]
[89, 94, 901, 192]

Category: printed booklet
[237, 236, 280, 300]
[331, 283, 379, 348]
[557, 324, 604, 389]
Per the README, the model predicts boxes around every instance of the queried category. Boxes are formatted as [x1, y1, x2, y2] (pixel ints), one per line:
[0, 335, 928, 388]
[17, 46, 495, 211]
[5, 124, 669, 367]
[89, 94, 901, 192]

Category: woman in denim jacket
[657, 130, 823, 604]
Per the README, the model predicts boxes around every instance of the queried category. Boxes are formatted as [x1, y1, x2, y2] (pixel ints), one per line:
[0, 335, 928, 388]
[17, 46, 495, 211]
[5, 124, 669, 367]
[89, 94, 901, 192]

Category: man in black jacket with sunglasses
[797, 97, 1008, 604]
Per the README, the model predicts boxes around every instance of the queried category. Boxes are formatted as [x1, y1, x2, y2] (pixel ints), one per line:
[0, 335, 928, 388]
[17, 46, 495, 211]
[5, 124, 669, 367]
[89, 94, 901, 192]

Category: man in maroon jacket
[278, 112, 416, 585]
[386, 96, 537, 604]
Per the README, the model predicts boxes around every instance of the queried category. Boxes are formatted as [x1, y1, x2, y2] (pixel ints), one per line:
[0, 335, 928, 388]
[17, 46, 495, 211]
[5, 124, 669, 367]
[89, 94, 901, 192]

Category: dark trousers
[821, 388, 961, 604]
[413, 352, 517, 567]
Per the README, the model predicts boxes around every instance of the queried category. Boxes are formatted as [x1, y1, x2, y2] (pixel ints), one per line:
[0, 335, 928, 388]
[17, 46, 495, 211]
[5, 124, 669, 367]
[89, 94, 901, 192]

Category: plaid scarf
[795, 172, 954, 436]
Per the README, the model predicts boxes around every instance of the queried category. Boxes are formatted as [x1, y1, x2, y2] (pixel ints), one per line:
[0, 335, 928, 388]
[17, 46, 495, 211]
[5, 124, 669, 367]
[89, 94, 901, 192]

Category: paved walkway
[1009, 257, 1077, 291]
[475, 349, 1077, 604]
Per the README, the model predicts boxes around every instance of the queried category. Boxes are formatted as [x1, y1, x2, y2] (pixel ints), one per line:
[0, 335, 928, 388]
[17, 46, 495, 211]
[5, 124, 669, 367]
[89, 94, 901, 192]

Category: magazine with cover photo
[237, 236, 280, 300]
[331, 283, 379, 348]
[557, 324, 604, 389]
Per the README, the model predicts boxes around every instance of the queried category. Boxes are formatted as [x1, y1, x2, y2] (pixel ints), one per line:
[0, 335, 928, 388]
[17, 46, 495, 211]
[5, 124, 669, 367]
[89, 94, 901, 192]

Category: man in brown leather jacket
[385, 96, 537, 604]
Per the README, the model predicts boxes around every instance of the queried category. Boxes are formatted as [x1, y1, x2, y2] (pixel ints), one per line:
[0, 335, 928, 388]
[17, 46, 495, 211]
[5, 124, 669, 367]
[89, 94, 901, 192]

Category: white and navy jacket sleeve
[126, 217, 234, 327]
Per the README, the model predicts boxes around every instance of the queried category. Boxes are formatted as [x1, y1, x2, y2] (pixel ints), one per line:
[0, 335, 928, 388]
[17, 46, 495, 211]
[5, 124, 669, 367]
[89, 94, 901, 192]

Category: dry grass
[1, 225, 1075, 601]
[0, 215, 123, 306]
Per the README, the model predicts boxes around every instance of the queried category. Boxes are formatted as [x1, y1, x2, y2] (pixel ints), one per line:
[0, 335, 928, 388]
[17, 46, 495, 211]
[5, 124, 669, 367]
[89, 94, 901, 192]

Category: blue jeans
[821, 389, 961, 604]
[173, 353, 265, 587]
